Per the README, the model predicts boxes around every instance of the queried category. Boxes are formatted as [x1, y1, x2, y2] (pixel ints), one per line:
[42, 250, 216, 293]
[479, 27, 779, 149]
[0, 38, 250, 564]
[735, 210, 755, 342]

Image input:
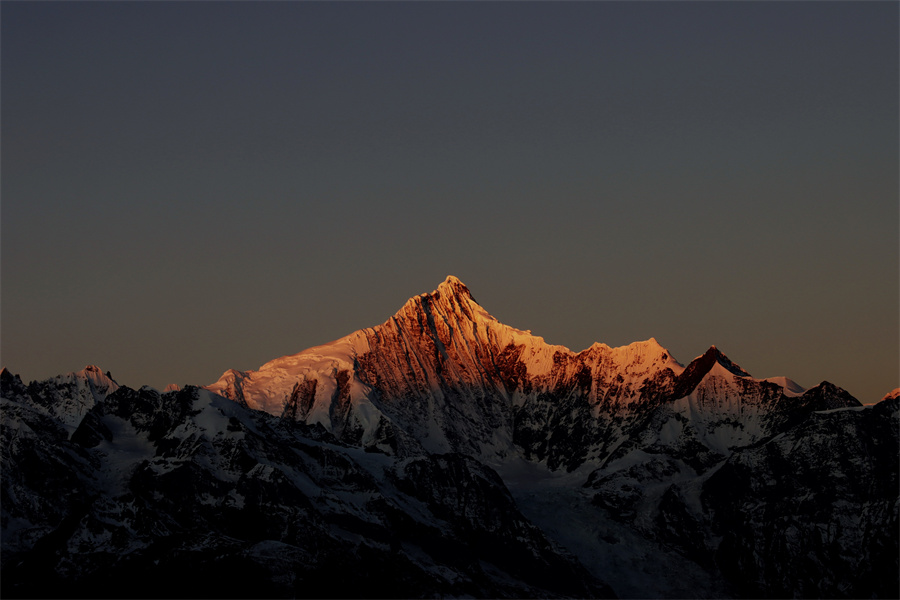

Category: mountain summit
[207, 277, 853, 469]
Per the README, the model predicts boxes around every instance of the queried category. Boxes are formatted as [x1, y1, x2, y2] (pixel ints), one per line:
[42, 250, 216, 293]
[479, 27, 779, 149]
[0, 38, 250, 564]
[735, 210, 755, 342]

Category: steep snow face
[603, 349, 858, 465]
[206, 277, 835, 469]
[574, 338, 684, 405]
[207, 277, 689, 462]
[670, 360, 778, 454]
[582, 390, 897, 599]
[583, 352, 864, 550]
[2, 375, 611, 599]
[699, 393, 899, 598]
[207, 276, 546, 455]
[10, 365, 120, 437]
[762, 376, 805, 397]
[207, 334, 370, 416]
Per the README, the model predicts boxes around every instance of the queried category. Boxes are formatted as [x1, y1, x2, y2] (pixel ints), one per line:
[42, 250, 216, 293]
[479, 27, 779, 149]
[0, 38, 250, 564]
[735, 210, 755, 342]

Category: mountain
[699, 392, 899, 597]
[1, 369, 609, 599]
[3, 277, 897, 598]
[2, 365, 119, 435]
[207, 276, 859, 470]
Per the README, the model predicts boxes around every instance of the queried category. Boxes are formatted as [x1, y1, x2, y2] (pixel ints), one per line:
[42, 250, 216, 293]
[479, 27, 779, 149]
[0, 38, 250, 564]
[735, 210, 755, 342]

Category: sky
[2, 1, 897, 403]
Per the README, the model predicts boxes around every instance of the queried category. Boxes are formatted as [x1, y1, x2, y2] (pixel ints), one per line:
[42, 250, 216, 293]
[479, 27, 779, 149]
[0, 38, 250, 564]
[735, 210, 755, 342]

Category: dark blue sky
[2, 1, 897, 402]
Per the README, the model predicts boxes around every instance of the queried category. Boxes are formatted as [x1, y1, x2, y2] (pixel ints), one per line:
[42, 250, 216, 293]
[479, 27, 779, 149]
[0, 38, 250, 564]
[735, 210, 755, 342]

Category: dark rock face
[582, 394, 899, 599]
[5, 375, 895, 600]
[1, 375, 609, 599]
[702, 396, 899, 599]
[207, 278, 691, 469]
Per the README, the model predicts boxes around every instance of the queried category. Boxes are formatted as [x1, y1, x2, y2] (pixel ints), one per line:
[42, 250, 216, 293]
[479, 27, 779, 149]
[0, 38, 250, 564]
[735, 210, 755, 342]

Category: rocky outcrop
[702, 394, 899, 598]
[210, 276, 849, 472]
[1, 373, 609, 599]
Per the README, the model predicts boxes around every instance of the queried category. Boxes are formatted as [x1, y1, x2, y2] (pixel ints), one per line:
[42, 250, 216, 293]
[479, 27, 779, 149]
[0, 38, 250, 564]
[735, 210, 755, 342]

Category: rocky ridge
[1, 368, 608, 598]
[208, 276, 863, 471]
[2, 277, 897, 598]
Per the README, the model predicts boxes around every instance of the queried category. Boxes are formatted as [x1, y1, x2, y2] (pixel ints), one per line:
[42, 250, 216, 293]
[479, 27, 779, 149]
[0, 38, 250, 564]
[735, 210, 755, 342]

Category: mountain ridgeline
[3, 276, 897, 598]
[208, 276, 865, 471]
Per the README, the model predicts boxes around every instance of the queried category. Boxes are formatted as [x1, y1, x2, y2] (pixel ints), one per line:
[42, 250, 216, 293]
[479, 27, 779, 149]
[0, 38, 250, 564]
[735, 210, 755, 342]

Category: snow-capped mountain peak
[77, 365, 119, 392]
[394, 274, 494, 329]
[208, 278, 686, 461]
[1, 365, 120, 437]
[672, 345, 747, 400]
[591, 337, 683, 372]
[436, 274, 472, 298]
[205, 277, 860, 468]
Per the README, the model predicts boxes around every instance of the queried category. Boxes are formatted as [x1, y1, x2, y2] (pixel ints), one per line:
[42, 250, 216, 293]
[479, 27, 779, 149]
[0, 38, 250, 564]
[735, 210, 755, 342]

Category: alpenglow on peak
[434, 274, 475, 301]
[204, 275, 840, 468]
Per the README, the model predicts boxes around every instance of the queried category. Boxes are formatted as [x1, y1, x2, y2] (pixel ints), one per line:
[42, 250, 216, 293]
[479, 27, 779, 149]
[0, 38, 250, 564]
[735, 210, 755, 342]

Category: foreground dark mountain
[3, 277, 898, 598]
[1, 369, 608, 598]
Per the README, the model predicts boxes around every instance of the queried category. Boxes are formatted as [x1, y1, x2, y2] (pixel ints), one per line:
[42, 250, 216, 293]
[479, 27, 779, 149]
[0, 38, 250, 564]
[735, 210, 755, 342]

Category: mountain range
[2, 276, 897, 598]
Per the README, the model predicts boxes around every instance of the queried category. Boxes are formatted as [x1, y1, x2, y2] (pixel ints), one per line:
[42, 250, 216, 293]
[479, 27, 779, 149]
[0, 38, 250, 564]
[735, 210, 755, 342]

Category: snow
[80, 365, 118, 390]
[496, 457, 730, 599]
[93, 415, 156, 495]
[762, 376, 806, 397]
[658, 416, 684, 445]
[206, 333, 373, 416]
[440, 274, 464, 287]
[663, 360, 777, 453]
[606, 338, 684, 371]
[815, 405, 867, 415]
[203, 277, 825, 467]
[25, 366, 122, 437]
[4, 293, 883, 599]
[191, 390, 233, 437]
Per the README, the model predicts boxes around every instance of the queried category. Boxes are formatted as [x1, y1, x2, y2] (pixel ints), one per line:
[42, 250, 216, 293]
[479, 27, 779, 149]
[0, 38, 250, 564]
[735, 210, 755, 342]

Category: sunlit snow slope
[209, 276, 845, 470]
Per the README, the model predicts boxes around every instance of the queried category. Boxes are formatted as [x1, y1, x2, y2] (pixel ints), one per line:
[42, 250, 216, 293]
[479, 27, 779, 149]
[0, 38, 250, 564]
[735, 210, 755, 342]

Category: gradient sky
[2, 1, 898, 403]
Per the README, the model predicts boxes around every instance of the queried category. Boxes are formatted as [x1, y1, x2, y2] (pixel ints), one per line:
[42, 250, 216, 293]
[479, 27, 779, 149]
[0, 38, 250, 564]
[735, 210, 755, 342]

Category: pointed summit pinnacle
[672, 345, 751, 399]
[690, 346, 751, 378]
[394, 276, 487, 326]
[435, 275, 474, 302]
